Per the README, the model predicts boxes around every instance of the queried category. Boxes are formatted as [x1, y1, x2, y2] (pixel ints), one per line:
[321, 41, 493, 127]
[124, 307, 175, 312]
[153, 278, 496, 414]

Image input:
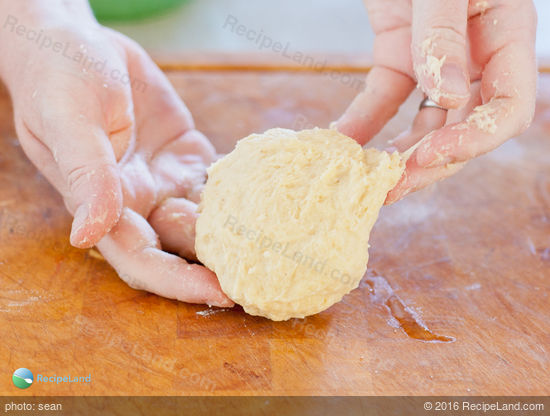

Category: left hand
[336, 0, 537, 203]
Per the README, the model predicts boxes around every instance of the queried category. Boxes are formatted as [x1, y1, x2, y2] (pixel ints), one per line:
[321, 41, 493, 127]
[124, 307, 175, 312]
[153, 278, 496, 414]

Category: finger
[385, 157, 466, 204]
[186, 183, 204, 204]
[384, 106, 447, 203]
[148, 198, 198, 261]
[149, 129, 215, 203]
[336, 16, 416, 145]
[444, 80, 482, 125]
[97, 208, 234, 307]
[411, 0, 470, 108]
[337, 67, 415, 145]
[390, 80, 479, 167]
[413, 10, 537, 168]
[105, 29, 196, 156]
[385, 86, 479, 203]
[39, 117, 123, 248]
[100, 82, 136, 163]
[14, 118, 67, 194]
[389, 107, 447, 152]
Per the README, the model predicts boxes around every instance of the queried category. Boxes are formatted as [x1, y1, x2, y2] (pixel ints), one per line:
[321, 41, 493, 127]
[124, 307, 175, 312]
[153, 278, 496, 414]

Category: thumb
[411, 0, 470, 108]
[45, 121, 123, 248]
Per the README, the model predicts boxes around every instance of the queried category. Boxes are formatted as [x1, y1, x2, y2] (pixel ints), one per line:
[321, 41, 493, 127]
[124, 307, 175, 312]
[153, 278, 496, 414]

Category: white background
[107, 0, 549, 58]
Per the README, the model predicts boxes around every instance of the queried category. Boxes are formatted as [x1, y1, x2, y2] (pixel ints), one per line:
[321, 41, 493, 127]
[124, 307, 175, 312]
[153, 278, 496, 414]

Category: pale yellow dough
[195, 128, 404, 321]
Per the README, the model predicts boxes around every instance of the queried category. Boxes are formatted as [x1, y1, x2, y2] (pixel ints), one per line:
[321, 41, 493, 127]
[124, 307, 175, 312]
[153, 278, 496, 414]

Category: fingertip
[337, 66, 416, 144]
[385, 154, 422, 204]
[149, 197, 198, 260]
[209, 290, 235, 308]
[384, 193, 397, 205]
[70, 210, 120, 248]
[69, 191, 123, 249]
[384, 189, 405, 205]
[334, 115, 363, 144]
[385, 183, 407, 205]
[213, 297, 235, 308]
[70, 203, 91, 248]
[183, 263, 235, 307]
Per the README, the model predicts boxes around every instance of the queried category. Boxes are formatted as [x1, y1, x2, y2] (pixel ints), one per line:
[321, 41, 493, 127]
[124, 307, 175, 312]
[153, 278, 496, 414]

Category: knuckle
[428, 20, 465, 39]
[422, 24, 467, 53]
[66, 165, 93, 192]
[120, 272, 146, 291]
[66, 162, 117, 193]
[450, 134, 478, 162]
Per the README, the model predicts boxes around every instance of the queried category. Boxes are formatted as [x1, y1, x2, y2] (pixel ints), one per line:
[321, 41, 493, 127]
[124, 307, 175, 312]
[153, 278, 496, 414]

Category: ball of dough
[195, 128, 404, 321]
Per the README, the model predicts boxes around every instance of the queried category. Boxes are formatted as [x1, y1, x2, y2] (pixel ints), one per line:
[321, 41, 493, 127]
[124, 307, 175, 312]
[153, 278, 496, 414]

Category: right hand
[0, 5, 233, 307]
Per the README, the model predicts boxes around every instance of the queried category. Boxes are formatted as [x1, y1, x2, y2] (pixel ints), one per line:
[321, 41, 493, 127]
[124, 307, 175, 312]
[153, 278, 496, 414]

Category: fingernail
[385, 190, 402, 205]
[70, 203, 90, 246]
[415, 146, 432, 167]
[414, 136, 434, 167]
[416, 149, 452, 168]
[384, 146, 398, 153]
[440, 63, 469, 97]
[220, 298, 235, 308]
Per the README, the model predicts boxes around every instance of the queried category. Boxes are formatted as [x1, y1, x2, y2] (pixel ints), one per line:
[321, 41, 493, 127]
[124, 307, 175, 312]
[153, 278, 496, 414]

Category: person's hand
[0, 2, 233, 307]
[336, 0, 537, 203]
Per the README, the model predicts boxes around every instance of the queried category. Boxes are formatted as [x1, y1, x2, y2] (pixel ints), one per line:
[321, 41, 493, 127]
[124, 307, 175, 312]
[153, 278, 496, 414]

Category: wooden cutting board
[0, 55, 549, 397]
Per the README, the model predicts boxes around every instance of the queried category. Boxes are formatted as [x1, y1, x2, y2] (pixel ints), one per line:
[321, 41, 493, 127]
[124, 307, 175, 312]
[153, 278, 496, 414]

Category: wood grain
[0, 64, 549, 396]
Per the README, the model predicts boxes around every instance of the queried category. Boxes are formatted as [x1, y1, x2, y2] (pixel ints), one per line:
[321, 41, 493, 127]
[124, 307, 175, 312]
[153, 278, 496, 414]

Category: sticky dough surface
[195, 128, 404, 320]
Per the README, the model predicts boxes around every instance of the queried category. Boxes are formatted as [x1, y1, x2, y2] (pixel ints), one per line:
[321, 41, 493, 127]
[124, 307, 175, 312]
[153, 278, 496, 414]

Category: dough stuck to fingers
[195, 128, 405, 320]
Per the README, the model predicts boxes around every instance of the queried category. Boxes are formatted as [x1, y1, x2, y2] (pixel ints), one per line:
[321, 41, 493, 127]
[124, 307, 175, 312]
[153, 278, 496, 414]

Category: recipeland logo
[12, 368, 91, 389]
[12, 368, 33, 389]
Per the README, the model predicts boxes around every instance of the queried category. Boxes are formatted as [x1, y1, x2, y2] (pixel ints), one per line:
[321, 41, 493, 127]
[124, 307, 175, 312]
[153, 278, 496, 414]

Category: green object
[89, 0, 188, 21]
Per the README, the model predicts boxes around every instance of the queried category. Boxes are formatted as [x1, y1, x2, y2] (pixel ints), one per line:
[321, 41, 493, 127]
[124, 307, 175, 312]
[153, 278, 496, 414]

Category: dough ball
[195, 128, 404, 320]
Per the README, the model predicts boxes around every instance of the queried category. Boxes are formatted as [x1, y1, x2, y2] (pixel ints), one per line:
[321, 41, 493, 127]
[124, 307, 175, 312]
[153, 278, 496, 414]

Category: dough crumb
[415, 34, 447, 102]
[475, 0, 489, 12]
[466, 103, 499, 134]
